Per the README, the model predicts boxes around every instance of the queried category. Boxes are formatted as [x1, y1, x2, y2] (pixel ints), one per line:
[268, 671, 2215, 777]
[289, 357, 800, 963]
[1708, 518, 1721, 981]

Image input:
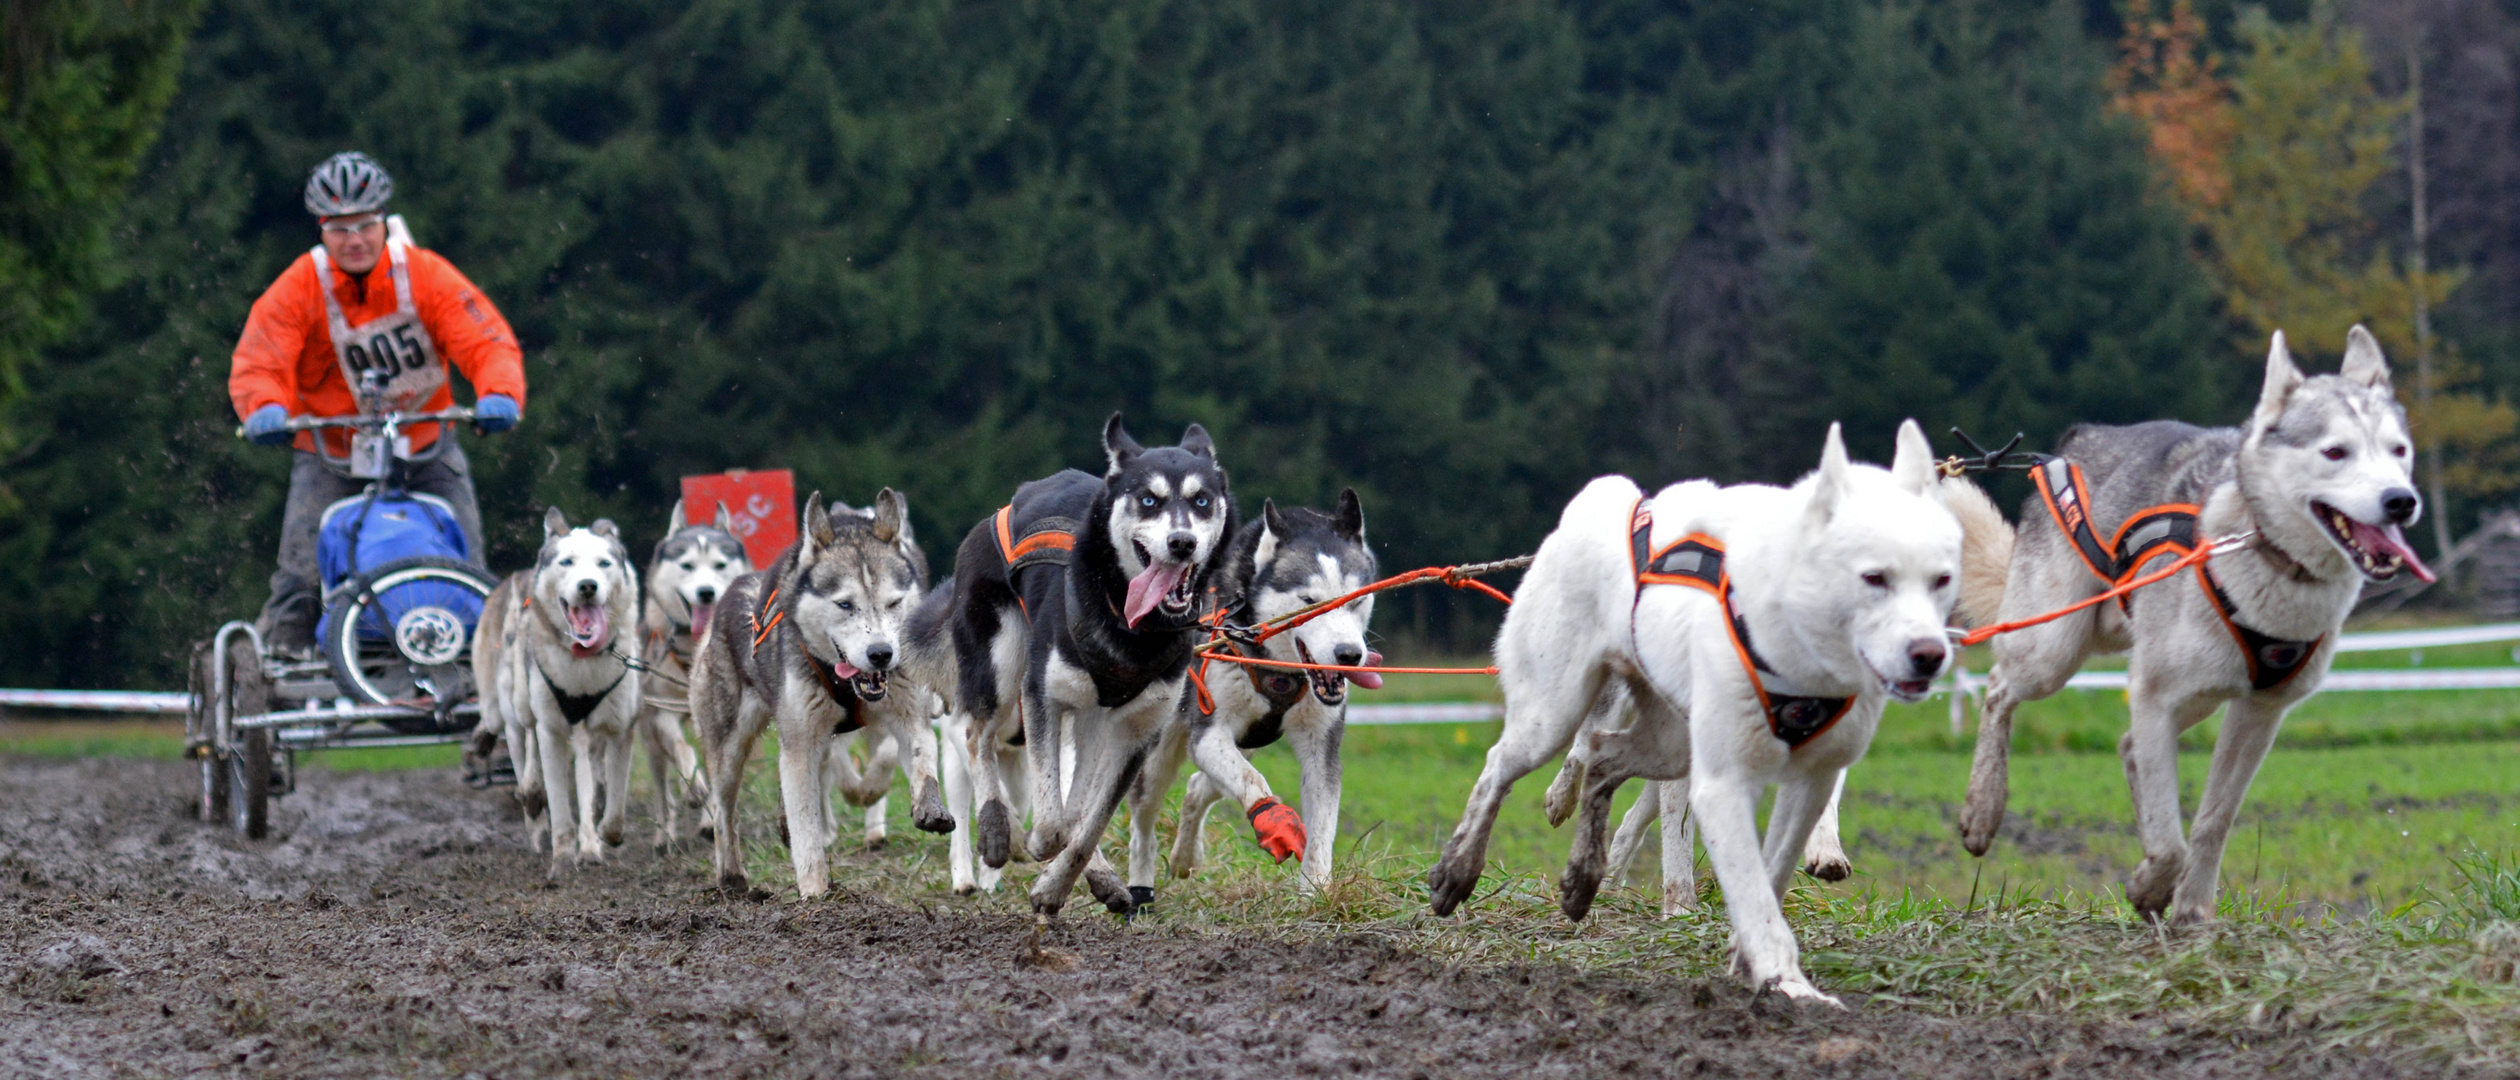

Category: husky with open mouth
[471, 508, 643, 875]
[633, 499, 751, 849]
[946, 414, 1234, 917]
[689, 489, 955, 899]
[1953, 327, 2434, 925]
[1124, 491, 1379, 901]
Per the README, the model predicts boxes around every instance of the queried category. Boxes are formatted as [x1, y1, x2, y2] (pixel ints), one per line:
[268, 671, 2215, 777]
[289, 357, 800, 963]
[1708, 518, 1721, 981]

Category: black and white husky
[689, 490, 954, 898]
[1954, 327, 2433, 924]
[472, 509, 643, 874]
[634, 499, 751, 848]
[946, 415, 1235, 916]
[1125, 492, 1379, 901]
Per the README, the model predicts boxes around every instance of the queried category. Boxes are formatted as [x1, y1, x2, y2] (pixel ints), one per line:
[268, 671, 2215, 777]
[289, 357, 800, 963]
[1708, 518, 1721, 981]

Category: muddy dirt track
[0, 757, 2477, 1078]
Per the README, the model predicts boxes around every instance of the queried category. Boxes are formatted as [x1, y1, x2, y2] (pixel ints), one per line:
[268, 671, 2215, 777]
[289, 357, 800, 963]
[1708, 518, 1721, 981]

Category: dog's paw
[717, 871, 750, 897]
[1956, 789, 2006, 857]
[1427, 847, 1481, 916]
[864, 834, 888, 852]
[1542, 760, 1584, 828]
[1759, 974, 1845, 1009]
[1803, 854, 1852, 882]
[953, 882, 979, 898]
[1558, 865, 1604, 923]
[1085, 868, 1135, 916]
[976, 800, 1012, 869]
[1128, 885, 1156, 909]
[696, 823, 715, 843]
[518, 790, 548, 820]
[2128, 853, 2184, 921]
[1027, 824, 1068, 862]
[912, 780, 955, 835]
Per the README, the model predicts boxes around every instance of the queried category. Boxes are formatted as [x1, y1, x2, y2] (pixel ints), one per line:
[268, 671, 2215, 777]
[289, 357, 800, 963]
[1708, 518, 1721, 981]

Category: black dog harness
[1629, 502, 1852, 749]
[2032, 458, 2320, 691]
[534, 660, 625, 725]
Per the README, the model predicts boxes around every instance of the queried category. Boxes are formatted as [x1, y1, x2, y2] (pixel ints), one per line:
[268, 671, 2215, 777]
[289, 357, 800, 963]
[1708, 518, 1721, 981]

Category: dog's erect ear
[1180, 423, 1215, 460]
[1805, 423, 1851, 529]
[2339, 324, 2394, 391]
[590, 518, 620, 540]
[1334, 488, 1365, 542]
[544, 506, 570, 539]
[1254, 499, 1283, 570]
[711, 501, 736, 535]
[1104, 413, 1143, 477]
[667, 499, 688, 534]
[870, 488, 906, 544]
[801, 491, 834, 563]
[2252, 330, 2308, 434]
[1889, 419, 1936, 496]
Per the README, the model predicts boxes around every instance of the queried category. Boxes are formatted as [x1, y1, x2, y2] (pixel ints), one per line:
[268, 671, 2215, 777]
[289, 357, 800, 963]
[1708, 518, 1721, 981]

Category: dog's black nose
[1166, 531, 1197, 562]
[865, 642, 895, 671]
[2382, 488, 2419, 524]
[1333, 643, 1364, 668]
[695, 585, 716, 604]
[575, 580, 599, 602]
[1907, 638, 1947, 678]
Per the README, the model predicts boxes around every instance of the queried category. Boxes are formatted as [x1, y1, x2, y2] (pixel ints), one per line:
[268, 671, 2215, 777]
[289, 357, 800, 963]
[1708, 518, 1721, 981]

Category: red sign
[681, 470, 797, 569]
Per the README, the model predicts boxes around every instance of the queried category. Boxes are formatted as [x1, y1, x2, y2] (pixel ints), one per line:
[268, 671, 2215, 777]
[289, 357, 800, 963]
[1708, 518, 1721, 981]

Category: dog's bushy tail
[1938, 476, 2013, 628]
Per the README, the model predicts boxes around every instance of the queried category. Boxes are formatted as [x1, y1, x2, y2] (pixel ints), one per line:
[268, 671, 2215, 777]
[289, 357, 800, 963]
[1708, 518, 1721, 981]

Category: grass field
[10, 643, 2520, 1060]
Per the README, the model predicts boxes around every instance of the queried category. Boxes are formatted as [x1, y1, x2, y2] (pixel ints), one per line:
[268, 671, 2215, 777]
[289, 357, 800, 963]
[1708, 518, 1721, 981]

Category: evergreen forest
[6, 0, 2514, 686]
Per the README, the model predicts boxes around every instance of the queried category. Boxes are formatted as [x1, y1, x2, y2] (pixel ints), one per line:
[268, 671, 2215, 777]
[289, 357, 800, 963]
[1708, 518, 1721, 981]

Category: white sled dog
[1429, 421, 1970, 1004]
[1125, 491, 1381, 903]
[689, 490, 955, 899]
[633, 499, 752, 848]
[472, 509, 643, 874]
[1953, 327, 2432, 924]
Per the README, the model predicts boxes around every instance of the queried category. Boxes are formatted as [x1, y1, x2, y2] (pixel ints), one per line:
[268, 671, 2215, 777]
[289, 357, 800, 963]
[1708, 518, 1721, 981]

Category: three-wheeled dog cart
[187, 404, 498, 839]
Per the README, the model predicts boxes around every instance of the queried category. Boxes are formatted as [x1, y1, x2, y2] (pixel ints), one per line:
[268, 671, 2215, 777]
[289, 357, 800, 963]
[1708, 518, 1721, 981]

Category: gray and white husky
[1124, 491, 1379, 901]
[1953, 327, 2432, 924]
[689, 490, 955, 898]
[1428, 422, 1970, 1004]
[634, 499, 752, 847]
[472, 509, 643, 874]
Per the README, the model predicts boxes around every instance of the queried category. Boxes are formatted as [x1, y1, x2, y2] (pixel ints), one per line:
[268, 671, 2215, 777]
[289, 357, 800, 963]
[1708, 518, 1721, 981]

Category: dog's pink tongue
[2360, 521, 2438, 583]
[1350, 650, 1385, 690]
[566, 604, 608, 648]
[689, 601, 714, 632]
[1125, 562, 1188, 628]
[833, 659, 861, 680]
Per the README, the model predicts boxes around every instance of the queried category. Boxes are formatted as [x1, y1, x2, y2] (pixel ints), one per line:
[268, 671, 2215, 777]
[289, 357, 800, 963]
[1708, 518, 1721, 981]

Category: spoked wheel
[229, 726, 273, 840]
[322, 556, 498, 733]
[186, 642, 228, 822]
[207, 633, 273, 838]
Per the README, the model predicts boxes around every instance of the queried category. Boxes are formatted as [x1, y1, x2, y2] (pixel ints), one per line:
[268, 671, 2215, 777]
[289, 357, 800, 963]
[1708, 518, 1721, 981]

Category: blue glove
[473, 394, 520, 434]
[244, 404, 295, 446]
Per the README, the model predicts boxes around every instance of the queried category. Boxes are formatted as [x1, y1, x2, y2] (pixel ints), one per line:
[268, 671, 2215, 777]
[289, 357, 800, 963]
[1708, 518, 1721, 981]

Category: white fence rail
[12, 621, 2520, 726]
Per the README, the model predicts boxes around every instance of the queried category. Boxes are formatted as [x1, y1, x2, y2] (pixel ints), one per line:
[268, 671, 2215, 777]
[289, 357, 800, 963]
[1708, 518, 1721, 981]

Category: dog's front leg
[2122, 684, 2219, 920]
[1028, 718, 1154, 917]
[1181, 712, 1291, 865]
[640, 708, 677, 849]
[779, 721, 833, 899]
[938, 713, 996, 895]
[1799, 771, 1852, 882]
[1022, 671, 1069, 860]
[1690, 760, 1833, 1004]
[1125, 720, 1190, 895]
[884, 707, 953, 836]
[1168, 772, 1225, 880]
[535, 711, 578, 874]
[1657, 778, 1698, 915]
[1289, 718, 1345, 893]
[2168, 692, 2284, 924]
[598, 718, 634, 850]
[565, 724, 606, 864]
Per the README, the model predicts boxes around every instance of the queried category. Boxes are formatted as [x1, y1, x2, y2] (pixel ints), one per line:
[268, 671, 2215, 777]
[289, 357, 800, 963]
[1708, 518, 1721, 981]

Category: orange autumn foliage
[2109, 0, 2235, 216]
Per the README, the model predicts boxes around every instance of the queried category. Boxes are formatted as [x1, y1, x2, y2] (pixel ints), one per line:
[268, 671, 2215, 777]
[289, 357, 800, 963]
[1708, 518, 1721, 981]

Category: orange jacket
[228, 245, 526, 457]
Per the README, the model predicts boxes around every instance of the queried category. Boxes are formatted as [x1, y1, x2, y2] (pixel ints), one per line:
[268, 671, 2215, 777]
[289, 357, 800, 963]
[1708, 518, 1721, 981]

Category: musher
[229, 151, 526, 657]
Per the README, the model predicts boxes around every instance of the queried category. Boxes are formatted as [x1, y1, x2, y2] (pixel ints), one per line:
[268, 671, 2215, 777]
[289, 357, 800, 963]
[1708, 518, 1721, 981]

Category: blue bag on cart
[313, 492, 481, 646]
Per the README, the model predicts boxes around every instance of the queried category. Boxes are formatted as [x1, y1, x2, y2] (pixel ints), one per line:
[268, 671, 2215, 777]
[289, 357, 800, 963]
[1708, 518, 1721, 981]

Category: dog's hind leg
[1430, 662, 1612, 916]
[1762, 766, 1838, 900]
[1961, 594, 2096, 856]
[1288, 718, 1345, 893]
[2171, 694, 2285, 925]
[1605, 778, 1659, 886]
[1559, 759, 1632, 921]
[1800, 771, 1852, 882]
[1657, 779, 1698, 915]
[884, 701, 954, 837]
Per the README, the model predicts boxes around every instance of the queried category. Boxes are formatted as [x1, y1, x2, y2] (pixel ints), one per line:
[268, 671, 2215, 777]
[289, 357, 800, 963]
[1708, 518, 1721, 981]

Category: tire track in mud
[0, 758, 2469, 1077]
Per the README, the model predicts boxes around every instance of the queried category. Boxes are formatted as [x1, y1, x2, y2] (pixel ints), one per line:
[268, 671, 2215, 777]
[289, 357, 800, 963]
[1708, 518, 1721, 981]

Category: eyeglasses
[320, 215, 384, 235]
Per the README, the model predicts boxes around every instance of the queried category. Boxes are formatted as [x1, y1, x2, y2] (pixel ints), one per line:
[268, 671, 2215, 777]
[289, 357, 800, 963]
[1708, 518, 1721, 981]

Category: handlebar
[236, 407, 477, 439]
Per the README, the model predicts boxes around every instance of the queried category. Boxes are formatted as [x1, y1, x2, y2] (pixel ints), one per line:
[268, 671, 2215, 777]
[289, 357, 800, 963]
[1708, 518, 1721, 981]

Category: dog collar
[1629, 501, 1853, 749]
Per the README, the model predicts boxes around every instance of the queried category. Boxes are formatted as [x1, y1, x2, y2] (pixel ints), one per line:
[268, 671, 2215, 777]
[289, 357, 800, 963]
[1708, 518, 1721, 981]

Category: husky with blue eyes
[945, 414, 1236, 918]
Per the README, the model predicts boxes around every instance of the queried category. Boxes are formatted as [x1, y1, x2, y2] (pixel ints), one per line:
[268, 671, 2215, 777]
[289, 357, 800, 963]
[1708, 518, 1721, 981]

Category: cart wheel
[322, 556, 498, 731]
[229, 726, 272, 839]
[187, 642, 229, 822]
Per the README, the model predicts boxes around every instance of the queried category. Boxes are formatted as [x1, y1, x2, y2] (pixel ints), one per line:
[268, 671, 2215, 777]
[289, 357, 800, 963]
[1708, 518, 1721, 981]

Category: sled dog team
[470, 327, 2431, 1004]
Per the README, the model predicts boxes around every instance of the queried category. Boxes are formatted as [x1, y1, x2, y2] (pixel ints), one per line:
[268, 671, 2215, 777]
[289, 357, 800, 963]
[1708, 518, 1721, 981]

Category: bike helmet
[303, 151, 393, 216]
